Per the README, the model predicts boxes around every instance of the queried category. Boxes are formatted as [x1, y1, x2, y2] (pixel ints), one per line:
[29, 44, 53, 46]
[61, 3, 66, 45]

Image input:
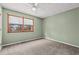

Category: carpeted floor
[0, 39, 79, 55]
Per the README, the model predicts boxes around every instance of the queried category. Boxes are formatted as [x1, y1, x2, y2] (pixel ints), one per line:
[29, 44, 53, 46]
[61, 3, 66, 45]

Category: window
[7, 14, 34, 33]
[24, 18, 34, 32]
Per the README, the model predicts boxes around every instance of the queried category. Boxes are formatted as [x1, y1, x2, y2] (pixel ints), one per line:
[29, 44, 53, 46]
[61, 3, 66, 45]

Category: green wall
[0, 6, 2, 49]
[44, 8, 79, 47]
[2, 8, 43, 45]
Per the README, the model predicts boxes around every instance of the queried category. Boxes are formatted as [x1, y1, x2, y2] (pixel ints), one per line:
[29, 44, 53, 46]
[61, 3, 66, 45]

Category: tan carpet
[0, 39, 79, 55]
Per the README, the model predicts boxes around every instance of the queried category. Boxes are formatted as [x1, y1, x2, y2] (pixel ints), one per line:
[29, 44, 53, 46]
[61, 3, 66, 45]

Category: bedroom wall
[0, 6, 2, 49]
[44, 7, 79, 47]
[2, 8, 43, 45]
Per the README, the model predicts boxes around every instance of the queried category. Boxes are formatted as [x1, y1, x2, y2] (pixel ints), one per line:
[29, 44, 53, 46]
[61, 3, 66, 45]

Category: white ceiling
[1, 3, 79, 18]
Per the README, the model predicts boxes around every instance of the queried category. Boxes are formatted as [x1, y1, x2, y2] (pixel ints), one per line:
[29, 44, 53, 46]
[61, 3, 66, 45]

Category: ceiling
[1, 3, 79, 18]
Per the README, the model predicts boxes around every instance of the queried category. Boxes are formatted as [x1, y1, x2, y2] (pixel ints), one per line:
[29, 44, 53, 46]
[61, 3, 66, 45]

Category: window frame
[7, 14, 34, 33]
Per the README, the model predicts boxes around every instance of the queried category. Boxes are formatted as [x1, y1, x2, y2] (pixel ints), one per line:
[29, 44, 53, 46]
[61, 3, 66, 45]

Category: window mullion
[22, 17, 24, 32]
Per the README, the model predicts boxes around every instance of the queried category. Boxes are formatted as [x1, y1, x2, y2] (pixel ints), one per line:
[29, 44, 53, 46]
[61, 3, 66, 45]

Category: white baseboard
[2, 37, 43, 47]
[45, 37, 79, 48]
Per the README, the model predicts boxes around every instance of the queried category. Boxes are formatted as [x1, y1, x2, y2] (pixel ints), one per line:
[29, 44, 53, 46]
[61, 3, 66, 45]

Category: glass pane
[24, 19, 33, 25]
[24, 18, 33, 31]
[9, 16, 22, 32]
[9, 16, 22, 24]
